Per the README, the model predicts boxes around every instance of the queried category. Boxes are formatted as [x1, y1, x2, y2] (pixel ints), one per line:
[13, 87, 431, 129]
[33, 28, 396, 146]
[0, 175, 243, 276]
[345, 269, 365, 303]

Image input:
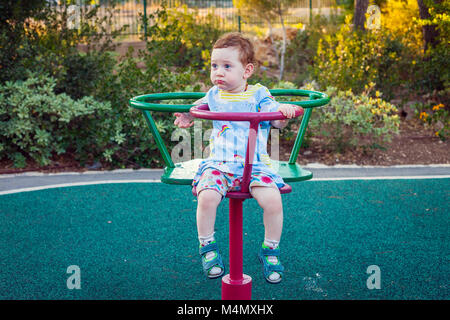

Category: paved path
[1, 164, 449, 194]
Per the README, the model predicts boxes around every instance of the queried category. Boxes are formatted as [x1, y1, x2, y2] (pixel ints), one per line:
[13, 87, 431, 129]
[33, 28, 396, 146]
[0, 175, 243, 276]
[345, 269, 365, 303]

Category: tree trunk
[277, 1, 286, 80]
[417, 0, 441, 53]
[353, 0, 369, 31]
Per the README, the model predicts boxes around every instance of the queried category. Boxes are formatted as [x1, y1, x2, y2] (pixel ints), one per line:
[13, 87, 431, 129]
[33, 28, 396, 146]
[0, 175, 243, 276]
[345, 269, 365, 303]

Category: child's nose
[215, 67, 225, 76]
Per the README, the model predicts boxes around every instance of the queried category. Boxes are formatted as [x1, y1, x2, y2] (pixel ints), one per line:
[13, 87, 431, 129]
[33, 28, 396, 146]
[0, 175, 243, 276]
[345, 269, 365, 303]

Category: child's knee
[263, 199, 283, 215]
[198, 189, 222, 209]
[252, 187, 283, 213]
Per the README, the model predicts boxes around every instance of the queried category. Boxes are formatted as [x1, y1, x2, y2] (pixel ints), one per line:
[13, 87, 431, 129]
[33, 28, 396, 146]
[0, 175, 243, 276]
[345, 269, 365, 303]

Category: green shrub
[144, 5, 223, 69]
[54, 50, 118, 100]
[0, 0, 48, 83]
[285, 11, 344, 86]
[0, 73, 122, 168]
[305, 82, 400, 153]
[412, 102, 449, 141]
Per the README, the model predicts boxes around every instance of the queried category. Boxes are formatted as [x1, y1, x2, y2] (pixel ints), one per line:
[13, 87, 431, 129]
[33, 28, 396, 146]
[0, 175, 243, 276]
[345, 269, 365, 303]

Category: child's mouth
[216, 80, 225, 85]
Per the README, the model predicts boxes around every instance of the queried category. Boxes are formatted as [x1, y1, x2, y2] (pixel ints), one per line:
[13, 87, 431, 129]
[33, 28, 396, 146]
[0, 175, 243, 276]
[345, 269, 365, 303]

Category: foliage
[93, 46, 198, 168]
[314, 15, 413, 100]
[86, 5, 213, 168]
[1, 1, 448, 169]
[0, 74, 122, 168]
[305, 82, 400, 153]
[234, 0, 299, 80]
[0, 1, 122, 89]
[233, 0, 278, 24]
[381, 0, 423, 53]
[0, 0, 48, 83]
[412, 0, 450, 91]
[413, 102, 449, 141]
[144, 5, 223, 70]
[285, 11, 343, 86]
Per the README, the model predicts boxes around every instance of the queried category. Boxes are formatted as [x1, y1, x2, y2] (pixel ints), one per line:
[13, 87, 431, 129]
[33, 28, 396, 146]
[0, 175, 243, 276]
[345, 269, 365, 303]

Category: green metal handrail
[128, 89, 329, 171]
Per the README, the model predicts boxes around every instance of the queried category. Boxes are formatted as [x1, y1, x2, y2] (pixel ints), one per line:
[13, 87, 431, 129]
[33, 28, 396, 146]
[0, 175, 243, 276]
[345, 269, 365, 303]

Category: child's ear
[243, 63, 254, 79]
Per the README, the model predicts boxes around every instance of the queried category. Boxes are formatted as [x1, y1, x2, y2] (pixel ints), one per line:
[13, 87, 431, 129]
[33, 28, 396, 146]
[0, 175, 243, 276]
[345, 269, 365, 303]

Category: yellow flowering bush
[381, 0, 423, 53]
[314, 15, 410, 100]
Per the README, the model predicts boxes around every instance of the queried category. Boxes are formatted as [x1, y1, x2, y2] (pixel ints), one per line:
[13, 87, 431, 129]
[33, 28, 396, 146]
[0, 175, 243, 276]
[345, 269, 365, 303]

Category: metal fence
[51, 0, 339, 36]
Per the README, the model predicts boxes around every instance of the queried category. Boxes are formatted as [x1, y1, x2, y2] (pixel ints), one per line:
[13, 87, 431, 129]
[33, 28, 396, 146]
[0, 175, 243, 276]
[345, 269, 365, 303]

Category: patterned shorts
[195, 168, 278, 198]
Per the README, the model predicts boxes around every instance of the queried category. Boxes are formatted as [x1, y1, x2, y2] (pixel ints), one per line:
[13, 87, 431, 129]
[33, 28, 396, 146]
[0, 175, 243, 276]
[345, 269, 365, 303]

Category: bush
[144, 5, 223, 69]
[0, 73, 122, 168]
[412, 102, 449, 141]
[306, 82, 400, 153]
[284, 29, 315, 85]
[285, 11, 344, 86]
[0, 0, 48, 83]
[412, 0, 450, 92]
[314, 15, 412, 100]
[50, 50, 116, 100]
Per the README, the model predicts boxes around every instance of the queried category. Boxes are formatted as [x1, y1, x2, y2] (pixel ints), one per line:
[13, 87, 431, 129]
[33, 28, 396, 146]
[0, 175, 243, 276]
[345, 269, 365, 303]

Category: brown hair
[213, 32, 255, 66]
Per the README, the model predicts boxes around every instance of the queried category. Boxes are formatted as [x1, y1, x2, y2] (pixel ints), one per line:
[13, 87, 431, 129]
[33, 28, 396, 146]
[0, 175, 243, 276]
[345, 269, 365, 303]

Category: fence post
[143, 0, 148, 39]
[309, 0, 312, 25]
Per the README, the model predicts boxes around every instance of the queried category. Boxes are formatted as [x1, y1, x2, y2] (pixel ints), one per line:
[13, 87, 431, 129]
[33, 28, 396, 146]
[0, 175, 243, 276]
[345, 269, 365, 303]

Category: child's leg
[251, 186, 284, 282]
[197, 189, 224, 277]
[250, 186, 283, 242]
[196, 189, 222, 238]
[195, 168, 229, 278]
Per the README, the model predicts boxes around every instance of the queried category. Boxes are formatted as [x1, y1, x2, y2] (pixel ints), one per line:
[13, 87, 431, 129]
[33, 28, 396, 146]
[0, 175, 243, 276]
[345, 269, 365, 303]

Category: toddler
[174, 32, 298, 284]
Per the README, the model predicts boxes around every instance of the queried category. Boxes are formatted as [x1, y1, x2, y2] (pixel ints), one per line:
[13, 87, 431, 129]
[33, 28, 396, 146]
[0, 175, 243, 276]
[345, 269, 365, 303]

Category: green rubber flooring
[0, 179, 448, 300]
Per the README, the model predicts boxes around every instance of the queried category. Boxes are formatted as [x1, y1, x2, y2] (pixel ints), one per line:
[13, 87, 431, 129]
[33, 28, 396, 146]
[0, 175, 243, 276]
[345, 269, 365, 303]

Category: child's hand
[174, 112, 194, 128]
[174, 98, 205, 128]
[278, 104, 298, 119]
[271, 104, 301, 129]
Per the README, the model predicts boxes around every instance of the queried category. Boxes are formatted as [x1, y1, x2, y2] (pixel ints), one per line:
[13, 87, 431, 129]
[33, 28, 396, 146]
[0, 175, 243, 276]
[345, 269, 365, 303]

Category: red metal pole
[221, 198, 252, 300]
[229, 198, 243, 280]
[221, 120, 258, 300]
[241, 120, 258, 193]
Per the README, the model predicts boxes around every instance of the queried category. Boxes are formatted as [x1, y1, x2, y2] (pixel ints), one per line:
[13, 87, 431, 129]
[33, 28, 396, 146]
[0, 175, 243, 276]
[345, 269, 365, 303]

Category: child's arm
[173, 98, 205, 128]
[271, 104, 301, 129]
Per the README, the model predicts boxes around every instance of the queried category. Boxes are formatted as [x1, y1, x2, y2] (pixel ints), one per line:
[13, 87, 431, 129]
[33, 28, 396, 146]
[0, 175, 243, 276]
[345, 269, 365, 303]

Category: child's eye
[211, 63, 218, 69]
[225, 64, 231, 69]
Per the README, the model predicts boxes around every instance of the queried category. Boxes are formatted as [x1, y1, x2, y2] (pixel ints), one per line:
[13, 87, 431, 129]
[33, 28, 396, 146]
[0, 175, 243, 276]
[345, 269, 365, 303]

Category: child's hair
[213, 32, 255, 66]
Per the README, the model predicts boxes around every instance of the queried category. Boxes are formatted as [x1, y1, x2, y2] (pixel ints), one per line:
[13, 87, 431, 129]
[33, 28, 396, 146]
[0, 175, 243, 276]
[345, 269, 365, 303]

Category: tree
[417, 0, 443, 53]
[234, 0, 277, 31]
[234, 0, 296, 80]
[353, 0, 369, 31]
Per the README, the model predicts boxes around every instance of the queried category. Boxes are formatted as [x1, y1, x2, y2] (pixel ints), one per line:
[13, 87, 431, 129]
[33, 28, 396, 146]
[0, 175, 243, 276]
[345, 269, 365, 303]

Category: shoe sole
[207, 268, 225, 279]
[258, 255, 282, 284]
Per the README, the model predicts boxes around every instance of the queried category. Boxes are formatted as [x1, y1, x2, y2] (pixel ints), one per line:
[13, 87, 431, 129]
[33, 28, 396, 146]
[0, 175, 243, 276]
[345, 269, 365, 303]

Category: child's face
[210, 47, 254, 93]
